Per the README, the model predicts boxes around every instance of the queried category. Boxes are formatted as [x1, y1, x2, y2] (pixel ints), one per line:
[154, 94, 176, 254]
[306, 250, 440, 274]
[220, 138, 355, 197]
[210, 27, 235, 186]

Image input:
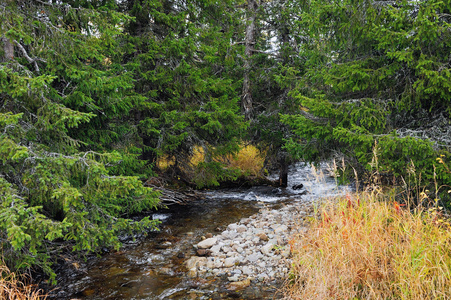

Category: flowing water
[49, 163, 348, 299]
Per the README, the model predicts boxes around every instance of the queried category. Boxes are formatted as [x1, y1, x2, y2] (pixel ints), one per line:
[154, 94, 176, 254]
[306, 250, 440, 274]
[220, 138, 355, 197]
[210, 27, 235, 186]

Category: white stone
[242, 266, 253, 275]
[206, 258, 215, 269]
[275, 225, 288, 234]
[224, 257, 236, 268]
[227, 224, 239, 231]
[261, 242, 274, 255]
[210, 244, 221, 254]
[228, 275, 240, 282]
[185, 256, 207, 269]
[214, 259, 223, 268]
[236, 225, 247, 233]
[197, 237, 217, 249]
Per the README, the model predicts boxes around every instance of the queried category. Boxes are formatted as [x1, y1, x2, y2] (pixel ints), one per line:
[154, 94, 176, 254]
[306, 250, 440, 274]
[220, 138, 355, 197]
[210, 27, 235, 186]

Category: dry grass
[284, 190, 451, 300]
[0, 264, 47, 300]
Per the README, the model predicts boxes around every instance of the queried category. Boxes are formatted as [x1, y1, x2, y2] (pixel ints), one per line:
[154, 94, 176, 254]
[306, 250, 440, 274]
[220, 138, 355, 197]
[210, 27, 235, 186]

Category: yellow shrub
[156, 144, 265, 176]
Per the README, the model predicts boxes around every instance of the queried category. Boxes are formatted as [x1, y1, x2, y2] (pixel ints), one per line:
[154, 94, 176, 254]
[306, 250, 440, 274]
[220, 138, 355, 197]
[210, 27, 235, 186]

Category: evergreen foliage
[281, 0, 451, 194]
[120, 0, 247, 185]
[1, 0, 451, 285]
[0, 0, 160, 281]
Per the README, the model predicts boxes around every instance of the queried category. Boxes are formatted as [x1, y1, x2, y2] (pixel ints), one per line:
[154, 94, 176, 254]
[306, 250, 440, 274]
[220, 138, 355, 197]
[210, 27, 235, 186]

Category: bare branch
[298, 110, 331, 124]
[13, 40, 47, 73]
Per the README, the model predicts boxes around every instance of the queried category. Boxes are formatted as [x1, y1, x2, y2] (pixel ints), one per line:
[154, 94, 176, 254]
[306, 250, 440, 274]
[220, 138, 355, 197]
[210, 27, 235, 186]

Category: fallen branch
[144, 177, 202, 206]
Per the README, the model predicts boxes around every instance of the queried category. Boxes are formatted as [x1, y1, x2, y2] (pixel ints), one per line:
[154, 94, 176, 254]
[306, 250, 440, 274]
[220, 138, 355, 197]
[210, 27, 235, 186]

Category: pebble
[197, 237, 217, 249]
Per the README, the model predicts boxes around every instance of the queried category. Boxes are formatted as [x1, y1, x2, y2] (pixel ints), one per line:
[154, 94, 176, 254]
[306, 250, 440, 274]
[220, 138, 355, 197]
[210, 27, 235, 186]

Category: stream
[49, 163, 348, 299]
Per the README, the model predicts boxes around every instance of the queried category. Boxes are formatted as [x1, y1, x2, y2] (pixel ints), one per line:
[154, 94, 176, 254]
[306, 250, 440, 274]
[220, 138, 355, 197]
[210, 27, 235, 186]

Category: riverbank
[187, 200, 313, 282]
[170, 197, 314, 299]
[44, 163, 345, 299]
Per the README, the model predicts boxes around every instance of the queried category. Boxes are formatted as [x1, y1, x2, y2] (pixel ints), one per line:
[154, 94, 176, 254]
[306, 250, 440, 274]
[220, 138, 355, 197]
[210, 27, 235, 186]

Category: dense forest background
[1, 0, 451, 281]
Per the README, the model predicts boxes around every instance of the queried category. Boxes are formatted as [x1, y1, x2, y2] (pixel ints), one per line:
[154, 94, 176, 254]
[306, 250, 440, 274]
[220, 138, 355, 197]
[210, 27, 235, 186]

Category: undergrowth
[157, 144, 266, 187]
[0, 264, 47, 300]
[284, 190, 451, 299]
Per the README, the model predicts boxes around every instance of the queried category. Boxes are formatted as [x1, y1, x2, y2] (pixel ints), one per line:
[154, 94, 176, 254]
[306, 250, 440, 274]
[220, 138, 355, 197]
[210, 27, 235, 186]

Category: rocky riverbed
[184, 200, 315, 292]
[51, 163, 347, 299]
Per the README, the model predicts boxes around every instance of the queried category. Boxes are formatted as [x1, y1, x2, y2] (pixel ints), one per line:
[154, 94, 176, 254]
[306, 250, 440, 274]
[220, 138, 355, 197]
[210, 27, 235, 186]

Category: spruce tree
[0, 0, 160, 281]
[121, 0, 247, 187]
[280, 0, 451, 192]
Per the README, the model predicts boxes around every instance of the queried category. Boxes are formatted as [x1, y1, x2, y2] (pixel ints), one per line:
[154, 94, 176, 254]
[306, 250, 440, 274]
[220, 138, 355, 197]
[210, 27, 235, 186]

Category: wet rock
[187, 267, 197, 278]
[205, 232, 213, 238]
[271, 188, 282, 194]
[159, 267, 173, 275]
[197, 237, 217, 249]
[292, 183, 304, 190]
[196, 249, 211, 256]
[185, 256, 207, 270]
[82, 289, 96, 296]
[159, 241, 172, 248]
[244, 192, 258, 201]
[227, 278, 251, 290]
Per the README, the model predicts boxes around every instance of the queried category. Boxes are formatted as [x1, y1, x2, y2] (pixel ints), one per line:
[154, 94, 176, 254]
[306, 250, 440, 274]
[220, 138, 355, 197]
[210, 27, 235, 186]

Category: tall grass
[284, 190, 451, 299]
[0, 264, 47, 300]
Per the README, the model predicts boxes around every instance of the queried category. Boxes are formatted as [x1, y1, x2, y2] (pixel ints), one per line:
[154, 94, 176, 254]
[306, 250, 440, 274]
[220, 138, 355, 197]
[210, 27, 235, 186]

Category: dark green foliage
[0, 0, 160, 282]
[122, 0, 247, 185]
[281, 0, 451, 197]
[2, 0, 451, 285]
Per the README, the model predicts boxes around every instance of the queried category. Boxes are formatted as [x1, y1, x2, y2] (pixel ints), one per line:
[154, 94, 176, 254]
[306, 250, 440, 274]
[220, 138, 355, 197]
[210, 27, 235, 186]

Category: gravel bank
[184, 200, 315, 288]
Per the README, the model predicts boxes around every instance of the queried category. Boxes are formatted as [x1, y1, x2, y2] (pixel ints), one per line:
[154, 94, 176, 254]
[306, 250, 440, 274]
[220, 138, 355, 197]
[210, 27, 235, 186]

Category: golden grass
[0, 264, 47, 300]
[284, 191, 451, 299]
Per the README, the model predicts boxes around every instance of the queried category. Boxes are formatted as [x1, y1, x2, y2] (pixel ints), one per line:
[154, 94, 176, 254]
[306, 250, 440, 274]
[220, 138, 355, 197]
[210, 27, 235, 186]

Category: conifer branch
[13, 40, 47, 73]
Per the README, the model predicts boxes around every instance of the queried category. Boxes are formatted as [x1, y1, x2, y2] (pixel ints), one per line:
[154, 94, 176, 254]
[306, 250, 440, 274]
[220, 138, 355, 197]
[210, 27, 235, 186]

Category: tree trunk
[2, 36, 14, 61]
[242, 0, 258, 121]
[279, 157, 288, 187]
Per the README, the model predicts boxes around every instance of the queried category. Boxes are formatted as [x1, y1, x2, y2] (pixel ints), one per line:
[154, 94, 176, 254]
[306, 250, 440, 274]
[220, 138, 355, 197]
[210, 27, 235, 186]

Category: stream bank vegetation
[0, 263, 47, 300]
[284, 161, 451, 299]
[1, 0, 451, 296]
[156, 144, 268, 189]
